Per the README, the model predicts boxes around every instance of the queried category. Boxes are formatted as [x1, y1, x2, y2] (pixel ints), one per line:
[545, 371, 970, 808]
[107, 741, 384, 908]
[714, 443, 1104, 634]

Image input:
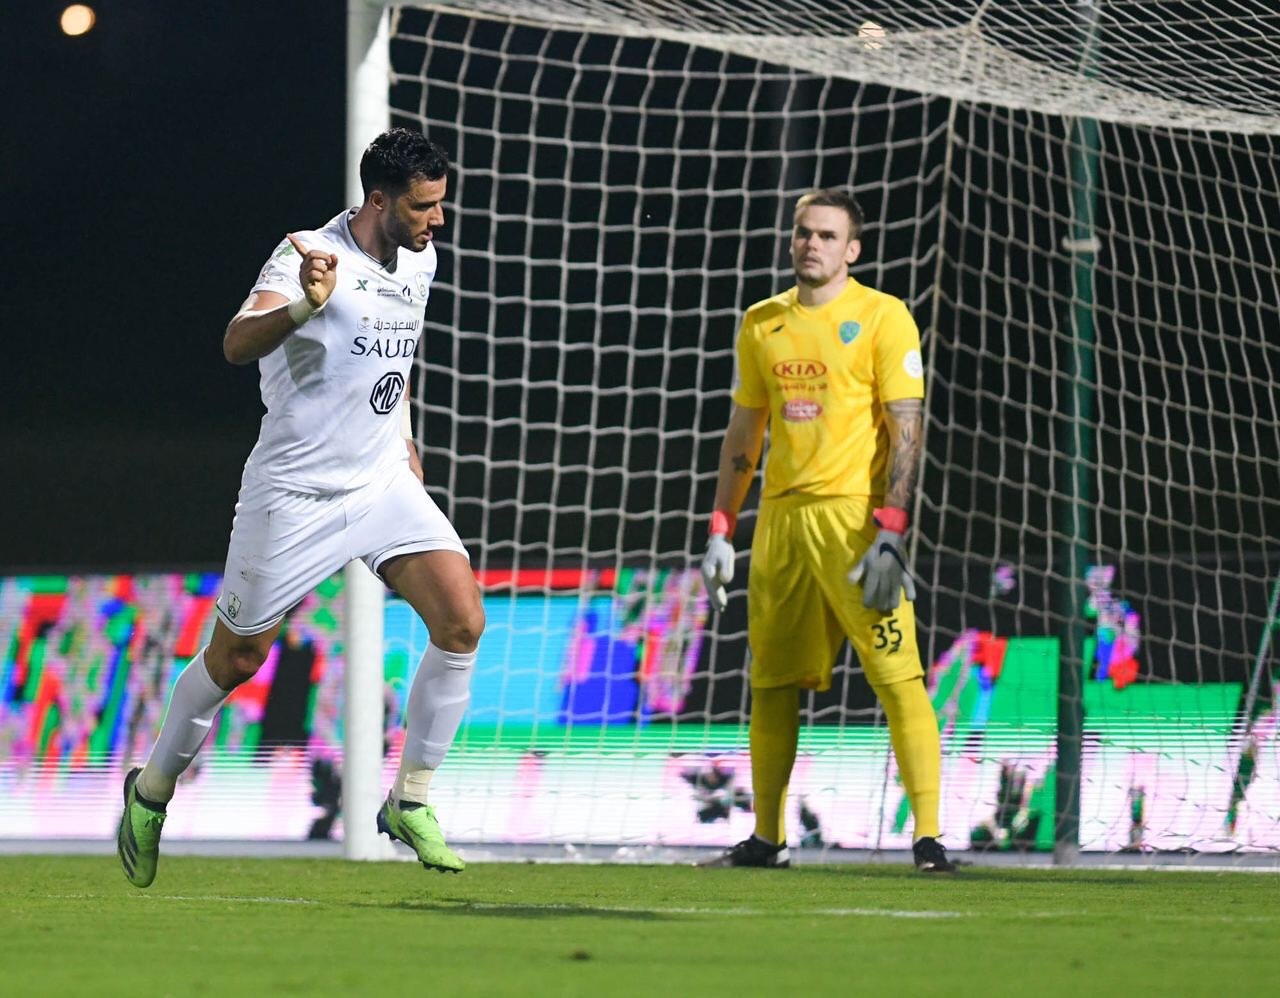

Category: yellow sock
[749, 685, 800, 844]
[874, 677, 942, 841]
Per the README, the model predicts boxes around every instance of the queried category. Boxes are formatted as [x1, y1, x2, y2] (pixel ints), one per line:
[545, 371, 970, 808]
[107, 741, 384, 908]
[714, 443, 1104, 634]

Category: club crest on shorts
[839, 320, 861, 344]
[226, 593, 241, 620]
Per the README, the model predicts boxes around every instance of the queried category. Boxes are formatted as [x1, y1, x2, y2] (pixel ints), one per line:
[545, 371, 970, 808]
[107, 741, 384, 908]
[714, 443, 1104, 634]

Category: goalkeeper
[700, 189, 953, 873]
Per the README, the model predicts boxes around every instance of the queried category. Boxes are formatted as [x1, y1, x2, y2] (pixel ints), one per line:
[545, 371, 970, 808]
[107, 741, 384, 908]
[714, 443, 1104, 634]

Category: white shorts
[215, 467, 468, 636]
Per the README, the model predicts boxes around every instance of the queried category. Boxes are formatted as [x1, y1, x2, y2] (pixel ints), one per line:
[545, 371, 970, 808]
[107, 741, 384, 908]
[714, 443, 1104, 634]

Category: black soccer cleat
[913, 836, 957, 873]
[700, 835, 791, 868]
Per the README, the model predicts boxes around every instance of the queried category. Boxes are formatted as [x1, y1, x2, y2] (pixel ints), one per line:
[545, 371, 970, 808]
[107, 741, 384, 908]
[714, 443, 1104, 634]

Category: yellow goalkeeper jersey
[732, 278, 925, 500]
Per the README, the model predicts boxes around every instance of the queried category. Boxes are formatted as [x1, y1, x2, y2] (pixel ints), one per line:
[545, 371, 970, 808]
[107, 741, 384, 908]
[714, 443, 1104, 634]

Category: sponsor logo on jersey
[273, 241, 297, 259]
[772, 359, 827, 380]
[377, 285, 413, 300]
[782, 399, 823, 422]
[839, 320, 862, 344]
[370, 372, 406, 414]
[352, 318, 420, 357]
[366, 318, 419, 333]
[351, 336, 417, 359]
[414, 272, 430, 298]
[354, 279, 369, 291]
[903, 349, 924, 378]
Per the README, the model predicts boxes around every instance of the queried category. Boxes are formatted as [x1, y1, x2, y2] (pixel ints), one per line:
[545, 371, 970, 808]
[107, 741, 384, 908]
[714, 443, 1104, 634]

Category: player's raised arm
[222, 234, 339, 365]
[287, 233, 339, 310]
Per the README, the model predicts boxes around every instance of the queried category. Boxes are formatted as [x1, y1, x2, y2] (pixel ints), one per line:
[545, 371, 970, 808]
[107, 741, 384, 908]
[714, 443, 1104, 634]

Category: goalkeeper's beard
[793, 260, 843, 288]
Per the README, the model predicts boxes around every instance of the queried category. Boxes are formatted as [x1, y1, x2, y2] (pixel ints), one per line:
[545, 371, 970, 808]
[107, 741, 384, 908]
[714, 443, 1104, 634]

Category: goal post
[343, 0, 392, 862]
[344, 1, 1280, 861]
[1052, 0, 1102, 866]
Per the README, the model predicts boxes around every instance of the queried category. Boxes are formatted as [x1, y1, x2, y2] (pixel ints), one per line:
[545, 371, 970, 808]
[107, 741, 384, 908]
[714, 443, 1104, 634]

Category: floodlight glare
[61, 4, 96, 37]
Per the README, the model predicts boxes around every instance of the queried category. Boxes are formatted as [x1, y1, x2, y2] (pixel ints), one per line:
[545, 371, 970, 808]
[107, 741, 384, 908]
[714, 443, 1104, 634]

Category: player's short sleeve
[250, 237, 306, 299]
[730, 317, 768, 408]
[874, 299, 926, 402]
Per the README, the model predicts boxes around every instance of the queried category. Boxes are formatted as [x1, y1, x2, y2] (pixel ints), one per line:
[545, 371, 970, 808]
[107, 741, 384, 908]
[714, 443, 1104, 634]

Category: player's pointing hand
[287, 233, 338, 310]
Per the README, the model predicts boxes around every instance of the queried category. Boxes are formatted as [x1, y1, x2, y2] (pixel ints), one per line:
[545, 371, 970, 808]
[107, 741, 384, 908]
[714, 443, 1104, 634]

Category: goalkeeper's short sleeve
[874, 299, 926, 403]
[731, 314, 769, 409]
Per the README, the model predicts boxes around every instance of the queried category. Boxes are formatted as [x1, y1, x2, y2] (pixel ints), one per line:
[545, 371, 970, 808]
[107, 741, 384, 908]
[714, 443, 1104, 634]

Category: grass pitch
[2, 856, 1275, 996]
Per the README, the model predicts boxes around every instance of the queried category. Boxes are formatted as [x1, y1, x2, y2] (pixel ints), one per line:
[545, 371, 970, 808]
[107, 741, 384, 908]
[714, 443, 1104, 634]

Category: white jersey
[243, 209, 435, 493]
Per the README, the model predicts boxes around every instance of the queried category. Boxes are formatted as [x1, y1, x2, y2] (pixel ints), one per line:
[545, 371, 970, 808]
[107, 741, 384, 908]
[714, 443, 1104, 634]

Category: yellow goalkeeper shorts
[746, 493, 924, 691]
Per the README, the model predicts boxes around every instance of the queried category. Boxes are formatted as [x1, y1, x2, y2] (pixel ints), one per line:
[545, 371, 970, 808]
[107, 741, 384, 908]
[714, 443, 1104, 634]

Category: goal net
[382, 1, 1280, 856]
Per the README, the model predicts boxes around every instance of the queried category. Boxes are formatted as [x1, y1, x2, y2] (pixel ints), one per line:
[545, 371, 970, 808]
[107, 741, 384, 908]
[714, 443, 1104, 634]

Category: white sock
[136, 648, 229, 804]
[393, 642, 475, 806]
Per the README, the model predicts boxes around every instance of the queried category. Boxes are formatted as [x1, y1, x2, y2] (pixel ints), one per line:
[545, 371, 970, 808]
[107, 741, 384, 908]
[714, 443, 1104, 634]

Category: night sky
[2, 2, 1276, 696]
[2, 1, 346, 568]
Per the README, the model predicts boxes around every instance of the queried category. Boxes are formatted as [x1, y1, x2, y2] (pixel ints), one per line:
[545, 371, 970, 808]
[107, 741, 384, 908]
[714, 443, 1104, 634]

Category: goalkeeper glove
[848, 507, 918, 613]
[700, 510, 736, 613]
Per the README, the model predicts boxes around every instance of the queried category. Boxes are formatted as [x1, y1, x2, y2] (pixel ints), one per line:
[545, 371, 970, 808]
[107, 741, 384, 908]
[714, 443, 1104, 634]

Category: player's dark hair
[794, 189, 864, 239]
[359, 127, 450, 198]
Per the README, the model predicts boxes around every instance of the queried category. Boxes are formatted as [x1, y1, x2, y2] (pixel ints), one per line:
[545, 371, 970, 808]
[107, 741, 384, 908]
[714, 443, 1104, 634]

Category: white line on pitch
[1020, 909, 1280, 923]
[150, 894, 319, 905]
[38, 893, 317, 905]
[446, 902, 972, 919]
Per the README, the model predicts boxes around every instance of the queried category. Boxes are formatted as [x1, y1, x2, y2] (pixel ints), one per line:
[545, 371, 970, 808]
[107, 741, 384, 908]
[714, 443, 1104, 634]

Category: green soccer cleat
[376, 797, 465, 873]
[117, 767, 166, 888]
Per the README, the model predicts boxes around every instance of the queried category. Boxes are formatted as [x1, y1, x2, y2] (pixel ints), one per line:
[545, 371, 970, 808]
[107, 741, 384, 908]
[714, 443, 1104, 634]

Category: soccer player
[699, 189, 954, 873]
[116, 128, 484, 887]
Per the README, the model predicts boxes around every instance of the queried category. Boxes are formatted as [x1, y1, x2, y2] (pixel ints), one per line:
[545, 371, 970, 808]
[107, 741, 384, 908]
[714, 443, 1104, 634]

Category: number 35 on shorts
[870, 617, 904, 653]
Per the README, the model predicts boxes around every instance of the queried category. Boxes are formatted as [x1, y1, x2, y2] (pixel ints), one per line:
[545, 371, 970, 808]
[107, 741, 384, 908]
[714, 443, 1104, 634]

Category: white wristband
[287, 297, 321, 326]
[400, 399, 414, 439]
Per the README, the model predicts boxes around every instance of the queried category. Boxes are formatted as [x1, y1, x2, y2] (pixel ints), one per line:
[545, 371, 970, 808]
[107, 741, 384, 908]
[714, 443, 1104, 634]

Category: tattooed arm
[712, 403, 769, 520]
[883, 398, 923, 512]
[701, 403, 767, 612]
[849, 397, 925, 612]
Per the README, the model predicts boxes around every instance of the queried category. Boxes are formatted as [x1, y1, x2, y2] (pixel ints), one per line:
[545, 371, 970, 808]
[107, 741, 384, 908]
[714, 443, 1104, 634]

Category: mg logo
[370, 372, 406, 414]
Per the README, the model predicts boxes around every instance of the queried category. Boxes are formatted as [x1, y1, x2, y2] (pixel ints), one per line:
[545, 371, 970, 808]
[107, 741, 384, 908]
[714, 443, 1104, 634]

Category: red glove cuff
[873, 506, 908, 535]
[709, 510, 737, 537]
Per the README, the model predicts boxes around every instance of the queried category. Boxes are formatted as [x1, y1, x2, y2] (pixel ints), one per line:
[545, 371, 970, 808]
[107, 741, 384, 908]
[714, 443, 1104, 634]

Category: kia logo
[772, 359, 827, 379]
